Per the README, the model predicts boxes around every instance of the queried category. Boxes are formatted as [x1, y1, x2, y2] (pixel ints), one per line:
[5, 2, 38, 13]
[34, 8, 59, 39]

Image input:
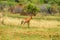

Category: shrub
[50, 4, 59, 14]
[0, 1, 17, 7]
[24, 2, 39, 16]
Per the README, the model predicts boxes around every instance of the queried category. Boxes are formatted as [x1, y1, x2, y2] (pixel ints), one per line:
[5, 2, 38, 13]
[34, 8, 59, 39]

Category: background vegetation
[0, 0, 60, 15]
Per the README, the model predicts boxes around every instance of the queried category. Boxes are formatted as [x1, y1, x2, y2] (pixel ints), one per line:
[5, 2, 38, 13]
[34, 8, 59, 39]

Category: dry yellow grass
[0, 16, 60, 40]
[30, 20, 60, 28]
[0, 17, 60, 28]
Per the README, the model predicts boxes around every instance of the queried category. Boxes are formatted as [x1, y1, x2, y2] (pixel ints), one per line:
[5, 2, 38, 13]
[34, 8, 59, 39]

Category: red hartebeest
[21, 15, 32, 28]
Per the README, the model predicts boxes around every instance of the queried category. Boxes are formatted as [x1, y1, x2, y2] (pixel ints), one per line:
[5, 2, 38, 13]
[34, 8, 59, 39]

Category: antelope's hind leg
[21, 20, 26, 25]
[21, 20, 24, 25]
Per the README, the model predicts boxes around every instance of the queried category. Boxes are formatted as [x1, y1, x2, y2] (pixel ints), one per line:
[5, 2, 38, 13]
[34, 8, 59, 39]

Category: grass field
[0, 24, 60, 40]
[0, 12, 60, 40]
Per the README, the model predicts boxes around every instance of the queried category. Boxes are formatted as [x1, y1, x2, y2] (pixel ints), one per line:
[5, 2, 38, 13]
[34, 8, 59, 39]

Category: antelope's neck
[29, 16, 32, 19]
[24, 16, 32, 21]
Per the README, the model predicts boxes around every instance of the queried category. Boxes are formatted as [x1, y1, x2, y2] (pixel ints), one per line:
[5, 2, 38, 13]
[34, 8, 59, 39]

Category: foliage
[0, 0, 60, 15]
[0, 0, 60, 5]
[50, 4, 59, 13]
[24, 2, 39, 15]
[0, 1, 17, 7]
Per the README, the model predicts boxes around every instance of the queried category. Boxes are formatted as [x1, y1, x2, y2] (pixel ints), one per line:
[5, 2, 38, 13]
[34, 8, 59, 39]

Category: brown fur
[21, 16, 32, 28]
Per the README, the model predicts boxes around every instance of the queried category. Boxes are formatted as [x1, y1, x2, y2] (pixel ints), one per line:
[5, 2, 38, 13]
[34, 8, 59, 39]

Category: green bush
[24, 2, 39, 16]
[50, 4, 59, 13]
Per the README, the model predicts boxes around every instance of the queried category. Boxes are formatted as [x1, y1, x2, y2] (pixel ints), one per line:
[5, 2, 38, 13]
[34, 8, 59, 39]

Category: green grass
[0, 24, 60, 40]
[3, 12, 60, 21]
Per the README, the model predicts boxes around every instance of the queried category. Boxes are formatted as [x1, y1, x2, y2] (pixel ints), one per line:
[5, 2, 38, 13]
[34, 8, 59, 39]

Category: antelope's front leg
[27, 21, 30, 28]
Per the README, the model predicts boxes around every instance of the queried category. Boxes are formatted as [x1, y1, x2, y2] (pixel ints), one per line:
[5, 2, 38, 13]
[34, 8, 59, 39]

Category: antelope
[21, 15, 32, 28]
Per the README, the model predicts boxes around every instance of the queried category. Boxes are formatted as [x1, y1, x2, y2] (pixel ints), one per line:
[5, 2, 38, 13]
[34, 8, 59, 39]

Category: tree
[24, 2, 39, 16]
[15, 0, 19, 3]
